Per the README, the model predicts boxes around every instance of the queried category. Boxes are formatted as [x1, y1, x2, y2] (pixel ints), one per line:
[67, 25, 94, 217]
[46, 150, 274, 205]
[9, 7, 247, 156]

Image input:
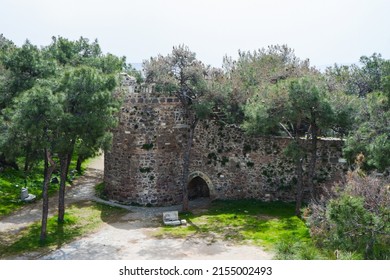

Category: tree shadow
[56, 222, 65, 249]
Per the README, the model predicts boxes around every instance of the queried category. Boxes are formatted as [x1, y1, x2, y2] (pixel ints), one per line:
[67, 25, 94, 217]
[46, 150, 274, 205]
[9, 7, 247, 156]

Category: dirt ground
[0, 155, 274, 260]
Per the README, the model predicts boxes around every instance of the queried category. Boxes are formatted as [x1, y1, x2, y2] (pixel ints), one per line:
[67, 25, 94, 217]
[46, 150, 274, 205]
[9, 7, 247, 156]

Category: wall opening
[188, 176, 210, 200]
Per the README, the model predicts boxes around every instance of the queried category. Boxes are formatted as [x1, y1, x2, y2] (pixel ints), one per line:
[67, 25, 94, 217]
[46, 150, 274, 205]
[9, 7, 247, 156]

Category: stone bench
[163, 211, 187, 226]
[21, 187, 36, 202]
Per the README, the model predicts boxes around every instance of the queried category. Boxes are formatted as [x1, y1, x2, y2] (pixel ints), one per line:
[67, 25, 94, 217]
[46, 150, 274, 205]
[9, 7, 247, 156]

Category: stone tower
[104, 74, 345, 206]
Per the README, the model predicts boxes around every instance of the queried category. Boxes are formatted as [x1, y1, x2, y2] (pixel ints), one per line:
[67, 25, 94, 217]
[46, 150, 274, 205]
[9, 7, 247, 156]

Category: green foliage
[192, 101, 213, 120]
[0, 37, 123, 233]
[326, 195, 373, 251]
[326, 54, 390, 170]
[0, 34, 15, 51]
[274, 239, 324, 260]
[308, 172, 390, 259]
[326, 53, 390, 97]
[45, 36, 113, 69]
[1, 40, 56, 96]
[243, 76, 344, 138]
[226, 45, 310, 92]
[0, 154, 84, 217]
[325, 90, 358, 136]
[57, 65, 120, 157]
[212, 45, 312, 125]
[344, 91, 390, 171]
[0, 165, 46, 217]
[288, 77, 335, 131]
[367, 134, 390, 171]
[1, 36, 123, 169]
[144, 45, 208, 107]
[243, 76, 348, 213]
[2, 85, 63, 166]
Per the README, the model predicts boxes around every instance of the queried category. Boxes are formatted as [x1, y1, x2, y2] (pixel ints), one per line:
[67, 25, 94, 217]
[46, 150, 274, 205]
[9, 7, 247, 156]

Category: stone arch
[187, 171, 216, 200]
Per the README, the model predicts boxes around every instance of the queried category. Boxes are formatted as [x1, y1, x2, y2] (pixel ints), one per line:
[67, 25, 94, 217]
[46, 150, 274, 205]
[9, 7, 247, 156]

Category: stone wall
[104, 80, 346, 206]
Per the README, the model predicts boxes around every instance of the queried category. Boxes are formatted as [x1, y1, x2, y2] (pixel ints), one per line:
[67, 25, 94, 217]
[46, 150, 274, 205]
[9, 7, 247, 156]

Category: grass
[0, 164, 48, 217]
[0, 155, 89, 218]
[273, 238, 326, 260]
[157, 199, 325, 259]
[0, 201, 126, 259]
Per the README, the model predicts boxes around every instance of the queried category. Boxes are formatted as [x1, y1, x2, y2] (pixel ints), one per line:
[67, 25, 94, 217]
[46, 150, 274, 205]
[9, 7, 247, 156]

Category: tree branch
[279, 122, 293, 138]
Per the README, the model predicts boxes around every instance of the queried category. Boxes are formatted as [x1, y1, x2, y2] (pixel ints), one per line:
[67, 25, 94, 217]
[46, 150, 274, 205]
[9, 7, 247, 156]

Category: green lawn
[158, 200, 328, 259]
[0, 164, 49, 217]
[0, 156, 88, 218]
[0, 198, 334, 259]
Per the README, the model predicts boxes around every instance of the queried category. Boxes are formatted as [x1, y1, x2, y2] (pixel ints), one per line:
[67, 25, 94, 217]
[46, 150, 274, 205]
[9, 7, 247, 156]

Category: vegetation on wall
[143, 45, 211, 211]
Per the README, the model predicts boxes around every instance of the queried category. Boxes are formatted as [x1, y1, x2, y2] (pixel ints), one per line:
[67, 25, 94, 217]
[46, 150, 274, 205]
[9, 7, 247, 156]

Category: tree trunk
[24, 142, 32, 172]
[308, 124, 318, 201]
[76, 156, 83, 174]
[24, 156, 29, 172]
[364, 232, 375, 259]
[295, 156, 304, 217]
[181, 118, 198, 212]
[58, 153, 70, 223]
[58, 141, 74, 223]
[40, 149, 56, 242]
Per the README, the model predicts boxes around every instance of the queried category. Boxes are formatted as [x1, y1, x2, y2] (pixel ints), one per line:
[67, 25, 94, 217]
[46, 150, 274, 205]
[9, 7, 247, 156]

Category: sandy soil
[40, 219, 272, 260]
[0, 155, 274, 260]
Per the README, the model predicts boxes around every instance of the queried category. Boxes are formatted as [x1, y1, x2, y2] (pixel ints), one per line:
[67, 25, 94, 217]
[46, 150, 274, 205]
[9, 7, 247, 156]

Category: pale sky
[1, 0, 389, 69]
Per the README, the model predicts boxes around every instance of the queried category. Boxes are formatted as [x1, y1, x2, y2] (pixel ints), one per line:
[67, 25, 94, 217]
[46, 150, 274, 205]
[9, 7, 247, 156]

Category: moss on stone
[142, 143, 154, 150]
[140, 167, 152, 173]
[221, 156, 229, 166]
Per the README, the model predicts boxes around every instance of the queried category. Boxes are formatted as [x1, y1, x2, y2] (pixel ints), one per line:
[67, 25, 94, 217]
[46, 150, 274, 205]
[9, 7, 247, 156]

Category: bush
[327, 195, 374, 253]
[274, 238, 324, 260]
[308, 171, 390, 259]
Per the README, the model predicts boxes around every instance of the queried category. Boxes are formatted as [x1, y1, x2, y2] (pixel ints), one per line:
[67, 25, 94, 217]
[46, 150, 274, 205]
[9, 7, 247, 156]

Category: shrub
[327, 195, 374, 253]
[308, 171, 390, 259]
[274, 239, 323, 260]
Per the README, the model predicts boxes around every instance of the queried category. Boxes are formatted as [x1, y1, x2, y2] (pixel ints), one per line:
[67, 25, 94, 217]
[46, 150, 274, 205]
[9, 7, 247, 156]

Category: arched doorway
[188, 176, 210, 200]
[187, 171, 216, 201]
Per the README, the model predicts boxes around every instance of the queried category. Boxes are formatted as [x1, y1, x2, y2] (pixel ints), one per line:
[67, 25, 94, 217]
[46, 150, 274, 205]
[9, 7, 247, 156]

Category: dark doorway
[188, 176, 210, 200]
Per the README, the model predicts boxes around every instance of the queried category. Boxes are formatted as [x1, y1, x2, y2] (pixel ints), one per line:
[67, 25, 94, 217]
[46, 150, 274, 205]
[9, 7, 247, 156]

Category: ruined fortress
[103, 74, 346, 206]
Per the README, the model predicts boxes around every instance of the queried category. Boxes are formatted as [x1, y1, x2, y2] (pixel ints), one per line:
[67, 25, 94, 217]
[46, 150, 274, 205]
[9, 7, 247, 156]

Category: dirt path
[0, 155, 274, 260]
[41, 220, 272, 260]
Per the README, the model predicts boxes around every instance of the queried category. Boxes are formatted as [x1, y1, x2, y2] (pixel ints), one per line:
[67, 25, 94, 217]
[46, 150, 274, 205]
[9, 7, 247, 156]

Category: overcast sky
[1, 0, 389, 69]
